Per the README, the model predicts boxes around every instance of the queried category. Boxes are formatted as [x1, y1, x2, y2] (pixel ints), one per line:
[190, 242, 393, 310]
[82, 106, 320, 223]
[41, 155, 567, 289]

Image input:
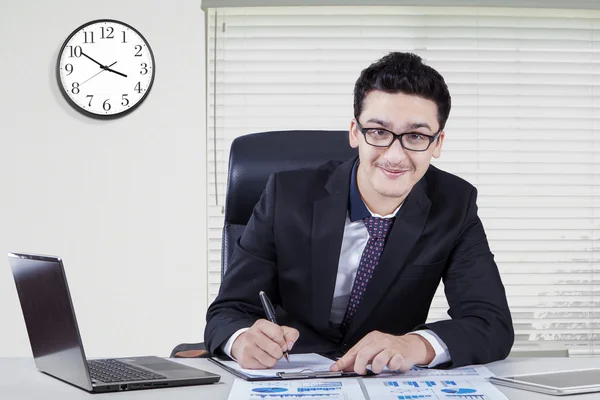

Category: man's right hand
[230, 319, 299, 369]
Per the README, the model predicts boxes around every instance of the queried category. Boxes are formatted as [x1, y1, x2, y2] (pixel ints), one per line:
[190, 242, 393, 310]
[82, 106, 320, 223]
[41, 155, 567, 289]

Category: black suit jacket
[205, 157, 514, 367]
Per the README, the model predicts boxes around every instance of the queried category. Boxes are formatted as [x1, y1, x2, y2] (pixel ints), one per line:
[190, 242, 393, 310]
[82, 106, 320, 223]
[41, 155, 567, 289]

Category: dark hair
[353, 52, 451, 131]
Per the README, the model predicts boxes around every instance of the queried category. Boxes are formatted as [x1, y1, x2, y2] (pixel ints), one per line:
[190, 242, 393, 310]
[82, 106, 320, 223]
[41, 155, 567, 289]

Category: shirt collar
[348, 160, 401, 222]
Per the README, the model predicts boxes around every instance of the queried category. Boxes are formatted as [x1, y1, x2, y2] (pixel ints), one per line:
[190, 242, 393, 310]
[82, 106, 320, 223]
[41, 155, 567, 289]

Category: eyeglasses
[354, 118, 441, 152]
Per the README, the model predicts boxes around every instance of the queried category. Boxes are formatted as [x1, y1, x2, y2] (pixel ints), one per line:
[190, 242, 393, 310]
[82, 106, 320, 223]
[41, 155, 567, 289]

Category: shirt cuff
[408, 329, 451, 368]
[222, 328, 250, 360]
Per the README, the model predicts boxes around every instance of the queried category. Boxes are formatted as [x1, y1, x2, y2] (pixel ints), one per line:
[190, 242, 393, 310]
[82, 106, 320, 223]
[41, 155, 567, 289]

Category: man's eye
[408, 133, 425, 140]
[367, 129, 388, 136]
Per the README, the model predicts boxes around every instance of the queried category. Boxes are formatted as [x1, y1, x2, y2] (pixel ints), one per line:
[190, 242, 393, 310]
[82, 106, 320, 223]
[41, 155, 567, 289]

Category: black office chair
[170, 130, 357, 358]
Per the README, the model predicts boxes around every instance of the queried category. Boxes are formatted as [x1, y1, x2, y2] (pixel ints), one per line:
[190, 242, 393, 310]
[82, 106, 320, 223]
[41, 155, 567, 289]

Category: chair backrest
[221, 130, 357, 278]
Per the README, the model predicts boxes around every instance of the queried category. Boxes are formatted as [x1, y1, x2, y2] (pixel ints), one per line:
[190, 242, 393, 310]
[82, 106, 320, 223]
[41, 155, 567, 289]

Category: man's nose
[384, 137, 408, 164]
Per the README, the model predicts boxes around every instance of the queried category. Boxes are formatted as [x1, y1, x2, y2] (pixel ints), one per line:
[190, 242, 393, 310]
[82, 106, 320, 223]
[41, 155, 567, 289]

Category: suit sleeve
[418, 187, 514, 367]
[204, 174, 280, 356]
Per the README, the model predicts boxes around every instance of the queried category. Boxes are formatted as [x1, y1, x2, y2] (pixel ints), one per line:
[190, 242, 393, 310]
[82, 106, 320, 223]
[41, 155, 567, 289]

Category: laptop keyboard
[88, 359, 167, 383]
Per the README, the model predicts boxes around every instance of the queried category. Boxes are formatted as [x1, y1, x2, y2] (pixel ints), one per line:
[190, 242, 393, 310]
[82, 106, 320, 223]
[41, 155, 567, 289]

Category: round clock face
[57, 19, 155, 118]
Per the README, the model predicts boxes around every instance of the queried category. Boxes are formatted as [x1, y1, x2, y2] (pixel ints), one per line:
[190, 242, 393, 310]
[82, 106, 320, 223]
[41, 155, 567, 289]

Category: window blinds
[206, 5, 600, 356]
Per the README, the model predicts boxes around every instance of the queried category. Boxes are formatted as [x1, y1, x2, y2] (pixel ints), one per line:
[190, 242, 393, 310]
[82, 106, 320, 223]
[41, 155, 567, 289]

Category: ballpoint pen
[259, 290, 290, 363]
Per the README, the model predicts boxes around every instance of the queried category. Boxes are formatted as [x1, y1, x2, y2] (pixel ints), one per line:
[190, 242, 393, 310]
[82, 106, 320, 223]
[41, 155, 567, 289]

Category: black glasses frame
[354, 118, 441, 152]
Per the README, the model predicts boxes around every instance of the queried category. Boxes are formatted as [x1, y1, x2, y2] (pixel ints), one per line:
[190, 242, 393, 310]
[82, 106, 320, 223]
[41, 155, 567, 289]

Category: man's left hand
[330, 331, 435, 374]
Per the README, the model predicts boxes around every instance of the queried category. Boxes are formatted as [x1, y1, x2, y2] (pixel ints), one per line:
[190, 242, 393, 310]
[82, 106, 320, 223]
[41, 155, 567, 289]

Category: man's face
[349, 91, 444, 204]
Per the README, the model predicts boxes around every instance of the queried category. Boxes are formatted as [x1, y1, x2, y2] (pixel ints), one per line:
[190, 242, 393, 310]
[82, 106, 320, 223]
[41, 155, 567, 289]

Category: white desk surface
[1, 356, 598, 399]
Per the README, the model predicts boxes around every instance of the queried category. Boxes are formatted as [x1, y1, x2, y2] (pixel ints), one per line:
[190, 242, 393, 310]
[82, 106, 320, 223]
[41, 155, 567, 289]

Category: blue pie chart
[252, 387, 288, 393]
[441, 388, 477, 394]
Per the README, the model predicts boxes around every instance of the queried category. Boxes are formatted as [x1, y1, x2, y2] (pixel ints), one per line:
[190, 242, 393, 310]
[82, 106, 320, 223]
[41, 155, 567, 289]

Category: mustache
[374, 162, 412, 172]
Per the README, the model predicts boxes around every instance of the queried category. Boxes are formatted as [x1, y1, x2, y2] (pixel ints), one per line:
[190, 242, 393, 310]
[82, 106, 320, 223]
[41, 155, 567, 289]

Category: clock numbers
[68, 46, 82, 58]
[84, 31, 95, 44]
[101, 26, 114, 39]
[58, 20, 154, 117]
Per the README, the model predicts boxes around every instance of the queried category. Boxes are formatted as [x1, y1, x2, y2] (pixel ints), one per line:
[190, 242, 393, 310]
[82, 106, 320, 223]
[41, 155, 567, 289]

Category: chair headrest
[224, 130, 357, 225]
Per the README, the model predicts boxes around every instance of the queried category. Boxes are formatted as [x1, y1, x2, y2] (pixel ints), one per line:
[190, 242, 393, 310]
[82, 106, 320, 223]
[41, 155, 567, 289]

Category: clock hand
[80, 61, 117, 86]
[81, 51, 107, 69]
[105, 66, 127, 78]
[80, 51, 126, 77]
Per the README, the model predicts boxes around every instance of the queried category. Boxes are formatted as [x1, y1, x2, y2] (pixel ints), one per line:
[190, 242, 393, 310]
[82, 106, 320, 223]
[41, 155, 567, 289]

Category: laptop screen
[9, 253, 92, 391]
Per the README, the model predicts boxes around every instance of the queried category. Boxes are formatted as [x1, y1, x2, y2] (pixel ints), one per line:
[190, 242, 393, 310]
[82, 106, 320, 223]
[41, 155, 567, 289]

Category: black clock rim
[55, 19, 156, 120]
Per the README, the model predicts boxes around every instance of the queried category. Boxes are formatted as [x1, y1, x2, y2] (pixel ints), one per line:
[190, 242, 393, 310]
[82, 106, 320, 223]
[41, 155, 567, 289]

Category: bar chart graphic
[383, 380, 458, 388]
[401, 366, 480, 377]
[248, 380, 354, 400]
[364, 378, 503, 400]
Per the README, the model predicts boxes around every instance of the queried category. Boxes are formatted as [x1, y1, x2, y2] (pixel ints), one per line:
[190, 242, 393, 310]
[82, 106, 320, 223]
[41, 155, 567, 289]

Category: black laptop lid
[8, 252, 92, 391]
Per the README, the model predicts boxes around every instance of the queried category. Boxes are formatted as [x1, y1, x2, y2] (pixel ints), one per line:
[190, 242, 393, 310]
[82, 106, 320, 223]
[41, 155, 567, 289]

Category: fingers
[251, 342, 281, 368]
[235, 329, 280, 369]
[371, 350, 393, 374]
[258, 321, 299, 354]
[330, 331, 418, 375]
[255, 331, 284, 359]
[388, 353, 412, 372]
[234, 320, 301, 369]
[281, 326, 300, 351]
[332, 344, 381, 375]
[331, 351, 355, 372]
[256, 319, 287, 349]
[354, 345, 385, 375]
[252, 320, 286, 359]
[238, 353, 275, 370]
[369, 350, 411, 374]
[330, 334, 376, 372]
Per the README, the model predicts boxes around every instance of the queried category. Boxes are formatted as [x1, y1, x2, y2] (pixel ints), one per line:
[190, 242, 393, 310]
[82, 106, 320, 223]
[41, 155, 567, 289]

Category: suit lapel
[343, 178, 431, 340]
[311, 158, 356, 332]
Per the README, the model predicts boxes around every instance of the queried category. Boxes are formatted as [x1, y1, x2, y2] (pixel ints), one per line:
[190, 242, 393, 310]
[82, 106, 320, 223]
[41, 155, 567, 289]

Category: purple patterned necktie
[340, 216, 395, 332]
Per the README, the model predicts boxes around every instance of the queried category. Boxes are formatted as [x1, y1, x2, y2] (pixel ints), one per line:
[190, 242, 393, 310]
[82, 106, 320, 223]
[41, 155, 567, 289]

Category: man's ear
[349, 119, 360, 149]
[432, 131, 445, 158]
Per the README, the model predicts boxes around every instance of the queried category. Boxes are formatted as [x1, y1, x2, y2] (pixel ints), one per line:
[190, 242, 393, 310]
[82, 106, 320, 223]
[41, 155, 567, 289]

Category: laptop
[8, 252, 220, 393]
[489, 369, 600, 396]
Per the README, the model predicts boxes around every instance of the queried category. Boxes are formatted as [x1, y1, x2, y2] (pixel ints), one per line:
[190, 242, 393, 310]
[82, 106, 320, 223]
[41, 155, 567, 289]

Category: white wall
[0, 1, 207, 357]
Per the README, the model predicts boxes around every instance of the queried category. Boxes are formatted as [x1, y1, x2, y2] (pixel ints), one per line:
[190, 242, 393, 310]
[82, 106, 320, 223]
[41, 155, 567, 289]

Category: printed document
[391, 364, 495, 378]
[227, 378, 366, 400]
[218, 353, 337, 378]
[363, 376, 508, 400]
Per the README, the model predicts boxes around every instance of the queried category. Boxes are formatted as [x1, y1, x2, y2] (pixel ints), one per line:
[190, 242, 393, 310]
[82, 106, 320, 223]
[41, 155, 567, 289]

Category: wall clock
[56, 19, 155, 118]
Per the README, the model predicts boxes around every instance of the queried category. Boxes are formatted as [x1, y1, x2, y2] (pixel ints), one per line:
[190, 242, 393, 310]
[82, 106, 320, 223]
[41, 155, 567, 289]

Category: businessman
[205, 52, 514, 373]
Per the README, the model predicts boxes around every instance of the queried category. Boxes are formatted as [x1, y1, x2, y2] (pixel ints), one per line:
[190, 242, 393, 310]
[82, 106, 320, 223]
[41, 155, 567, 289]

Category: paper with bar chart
[362, 378, 508, 400]
[386, 364, 494, 379]
[227, 379, 366, 400]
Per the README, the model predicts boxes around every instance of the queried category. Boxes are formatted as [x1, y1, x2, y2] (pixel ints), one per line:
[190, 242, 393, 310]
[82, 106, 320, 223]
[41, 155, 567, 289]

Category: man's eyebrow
[365, 118, 433, 132]
[365, 118, 393, 129]
[406, 122, 432, 131]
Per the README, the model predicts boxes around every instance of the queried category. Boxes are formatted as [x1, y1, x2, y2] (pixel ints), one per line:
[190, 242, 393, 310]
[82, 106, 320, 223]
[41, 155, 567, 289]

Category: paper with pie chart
[227, 379, 366, 400]
[362, 377, 508, 400]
